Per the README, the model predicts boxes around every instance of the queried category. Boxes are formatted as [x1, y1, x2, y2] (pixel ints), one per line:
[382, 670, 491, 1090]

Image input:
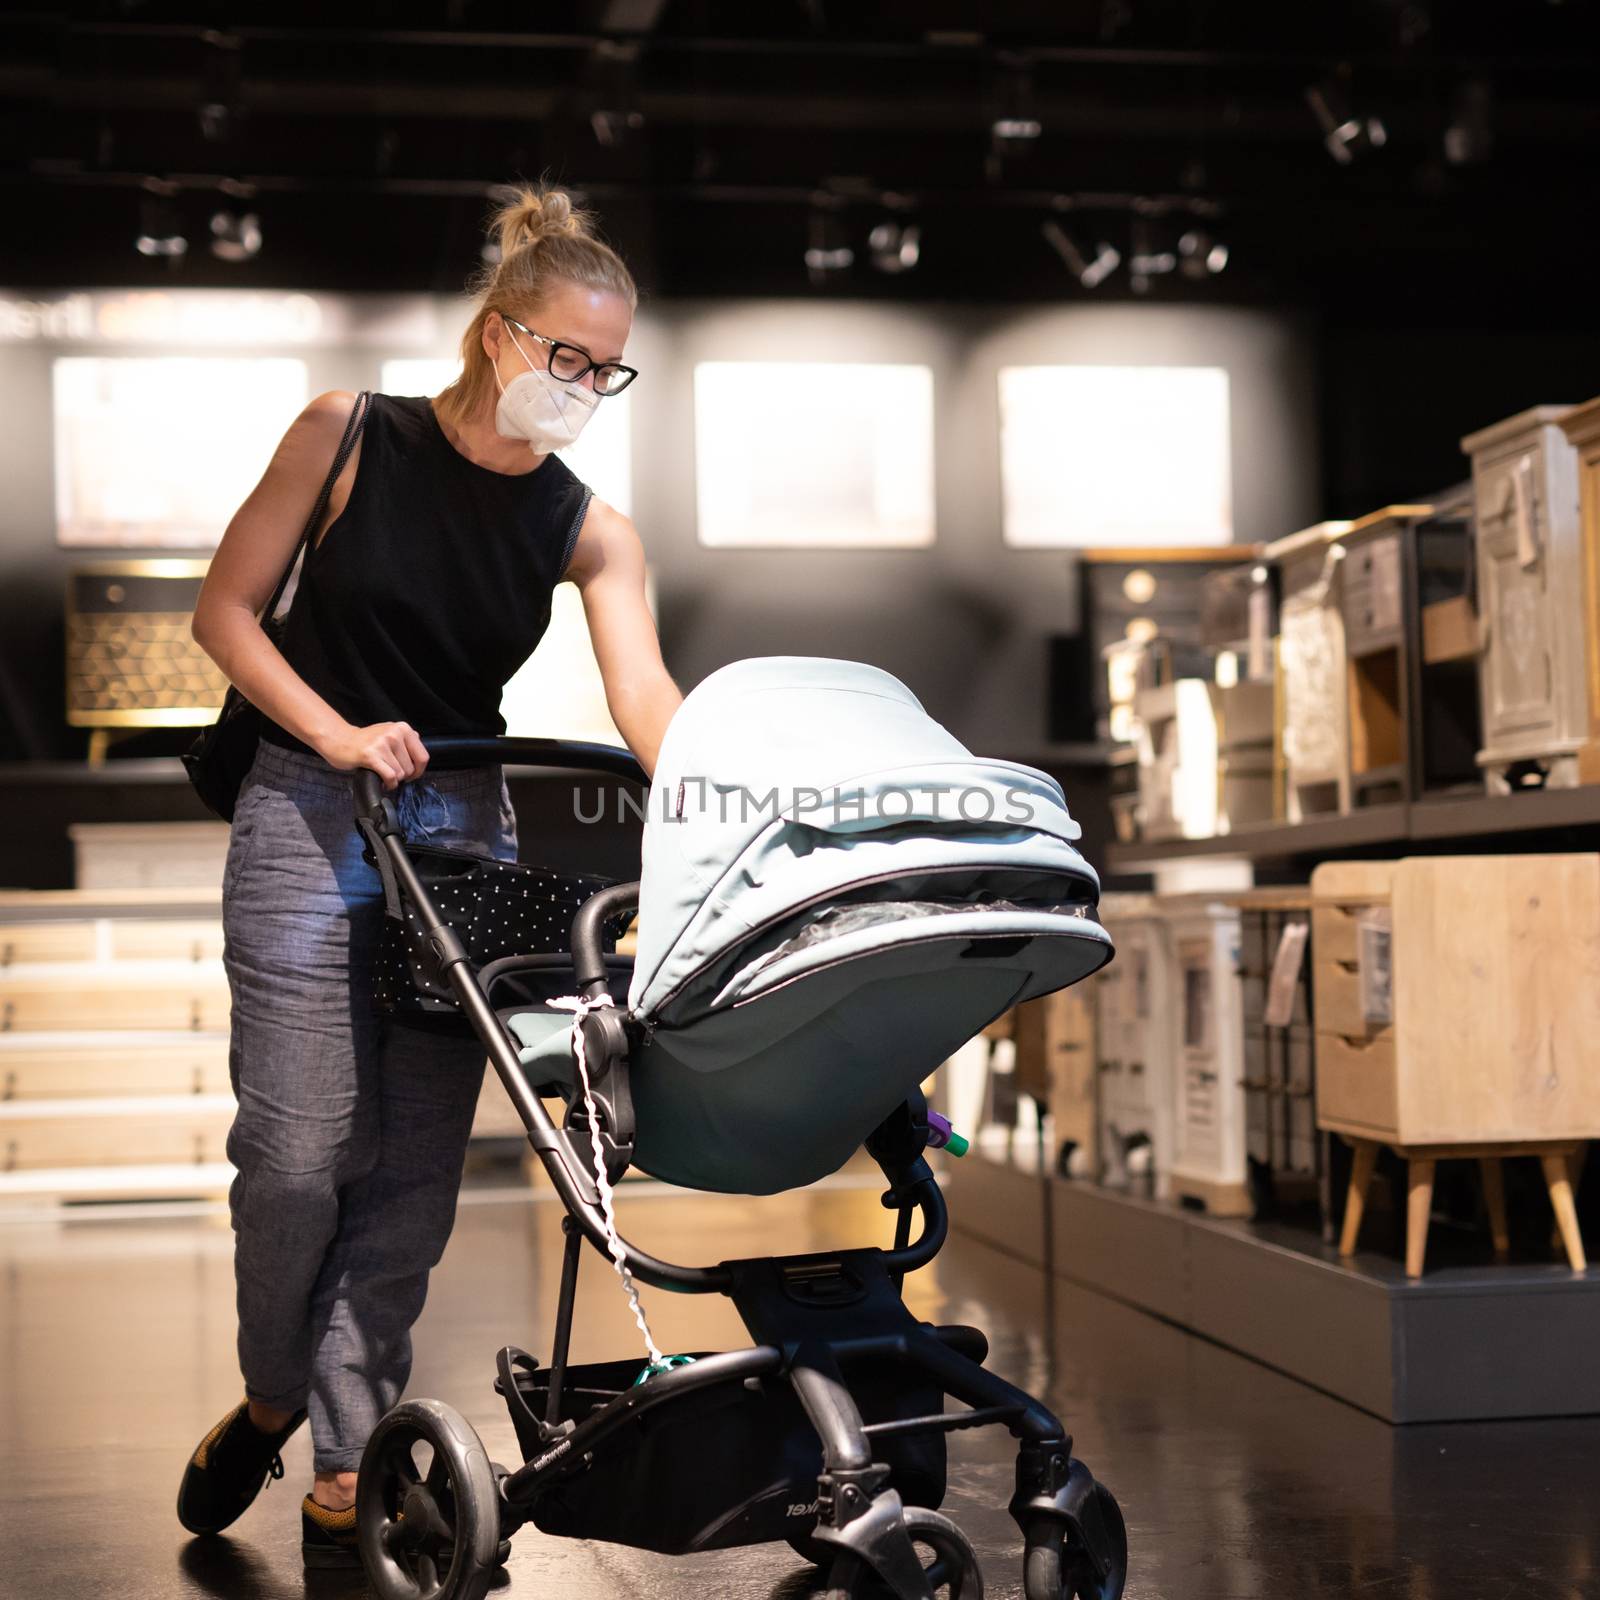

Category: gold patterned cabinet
[66, 561, 227, 764]
[1311, 856, 1599, 1276]
[1558, 397, 1600, 784]
[1459, 408, 1586, 792]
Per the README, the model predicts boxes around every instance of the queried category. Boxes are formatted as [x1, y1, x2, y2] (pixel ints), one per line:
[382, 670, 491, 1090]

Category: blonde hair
[435, 185, 637, 428]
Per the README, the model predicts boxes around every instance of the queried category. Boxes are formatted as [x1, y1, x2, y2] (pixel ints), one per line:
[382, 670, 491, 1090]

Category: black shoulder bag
[182, 391, 371, 822]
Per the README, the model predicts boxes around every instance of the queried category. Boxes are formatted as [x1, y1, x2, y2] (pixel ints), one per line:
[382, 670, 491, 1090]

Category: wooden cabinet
[1011, 984, 1098, 1178]
[1094, 895, 1175, 1196]
[1461, 406, 1586, 791]
[1558, 396, 1600, 784]
[1164, 896, 1249, 1216]
[1311, 855, 1598, 1274]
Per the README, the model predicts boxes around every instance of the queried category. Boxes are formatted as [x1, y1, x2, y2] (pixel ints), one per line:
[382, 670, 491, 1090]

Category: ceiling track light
[1127, 215, 1177, 295]
[868, 217, 921, 274]
[136, 179, 187, 260]
[804, 200, 853, 287]
[1305, 76, 1388, 166]
[1041, 220, 1119, 289]
[210, 208, 262, 261]
[590, 38, 644, 149]
[1444, 76, 1495, 166]
[990, 53, 1041, 157]
[1177, 227, 1228, 279]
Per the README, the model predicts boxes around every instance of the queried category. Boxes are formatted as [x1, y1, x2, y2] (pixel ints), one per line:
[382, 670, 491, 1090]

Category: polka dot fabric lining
[368, 839, 631, 1023]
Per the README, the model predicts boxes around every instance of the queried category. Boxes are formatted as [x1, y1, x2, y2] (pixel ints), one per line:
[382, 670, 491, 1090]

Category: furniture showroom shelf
[1107, 784, 1600, 871]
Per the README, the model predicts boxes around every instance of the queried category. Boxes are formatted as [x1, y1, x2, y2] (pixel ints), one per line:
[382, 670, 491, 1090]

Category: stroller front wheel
[1022, 1482, 1128, 1600]
[823, 1505, 983, 1598]
[357, 1399, 502, 1600]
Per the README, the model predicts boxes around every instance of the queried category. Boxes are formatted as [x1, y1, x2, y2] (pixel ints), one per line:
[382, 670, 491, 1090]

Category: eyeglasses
[501, 315, 638, 396]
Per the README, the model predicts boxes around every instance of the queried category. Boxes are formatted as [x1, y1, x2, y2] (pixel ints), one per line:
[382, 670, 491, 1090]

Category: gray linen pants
[220, 739, 516, 1471]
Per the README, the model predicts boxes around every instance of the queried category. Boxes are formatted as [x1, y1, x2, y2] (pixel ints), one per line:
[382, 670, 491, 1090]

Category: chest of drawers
[1461, 406, 1586, 791]
[1311, 855, 1600, 1275]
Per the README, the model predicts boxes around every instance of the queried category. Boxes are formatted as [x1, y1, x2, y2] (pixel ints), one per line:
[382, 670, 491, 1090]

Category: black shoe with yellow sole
[177, 1400, 308, 1536]
[302, 1495, 363, 1569]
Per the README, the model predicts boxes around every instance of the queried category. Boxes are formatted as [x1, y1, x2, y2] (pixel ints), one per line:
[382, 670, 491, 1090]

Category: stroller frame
[351, 738, 1127, 1600]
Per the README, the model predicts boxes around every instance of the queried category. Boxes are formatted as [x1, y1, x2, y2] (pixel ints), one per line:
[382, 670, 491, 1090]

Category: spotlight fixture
[1305, 74, 1388, 165]
[136, 182, 187, 259]
[1041, 220, 1119, 289]
[804, 202, 854, 286]
[1444, 77, 1494, 166]
[1177, 228, 1229, 279]
[990, 54, 1041, 156]
[589, 38, 644, 149]
[209, 209, 262, 262]
[868, 219, 921, 274]
[1127, 216, 1177, 295]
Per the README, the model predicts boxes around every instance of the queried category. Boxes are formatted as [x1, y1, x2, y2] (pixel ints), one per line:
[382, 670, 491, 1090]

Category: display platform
[947, 1153, 1600, 1423]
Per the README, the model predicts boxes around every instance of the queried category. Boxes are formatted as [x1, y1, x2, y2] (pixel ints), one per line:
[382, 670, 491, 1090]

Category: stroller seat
[508, 657, 1111, 1196]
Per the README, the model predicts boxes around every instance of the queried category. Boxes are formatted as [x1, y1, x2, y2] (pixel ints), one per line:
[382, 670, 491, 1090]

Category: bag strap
[262, 389, 371, 624]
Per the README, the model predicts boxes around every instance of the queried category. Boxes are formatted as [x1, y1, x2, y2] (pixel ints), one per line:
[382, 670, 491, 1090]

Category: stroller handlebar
[351, 738, 647, 811]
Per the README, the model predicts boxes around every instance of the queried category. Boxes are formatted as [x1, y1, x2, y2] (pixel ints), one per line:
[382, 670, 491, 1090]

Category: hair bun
[493, 185, 588, 259]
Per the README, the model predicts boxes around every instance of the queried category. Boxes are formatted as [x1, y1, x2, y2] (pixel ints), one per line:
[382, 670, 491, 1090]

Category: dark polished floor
[4, 1171, 1598, 1600]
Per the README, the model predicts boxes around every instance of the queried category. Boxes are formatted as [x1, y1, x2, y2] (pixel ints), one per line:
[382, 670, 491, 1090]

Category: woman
[176, 185, 681, 1568]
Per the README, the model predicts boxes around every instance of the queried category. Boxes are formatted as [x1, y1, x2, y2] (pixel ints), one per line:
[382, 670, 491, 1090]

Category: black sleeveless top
[260, 392, 592, 753]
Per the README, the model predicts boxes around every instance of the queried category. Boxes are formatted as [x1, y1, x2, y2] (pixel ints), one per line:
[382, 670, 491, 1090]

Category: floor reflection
[0, 1172, 1595, 1598]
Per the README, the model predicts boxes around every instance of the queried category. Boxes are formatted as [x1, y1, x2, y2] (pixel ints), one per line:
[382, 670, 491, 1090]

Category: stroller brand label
[530, 1437, 574, 1472]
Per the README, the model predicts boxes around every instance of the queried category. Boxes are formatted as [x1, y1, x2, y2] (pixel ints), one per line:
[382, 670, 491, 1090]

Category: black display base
[946, 1155, 1600, 1423]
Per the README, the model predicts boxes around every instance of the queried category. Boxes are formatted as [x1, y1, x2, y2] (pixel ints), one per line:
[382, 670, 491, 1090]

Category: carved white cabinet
[1460, 406, 1586, 791]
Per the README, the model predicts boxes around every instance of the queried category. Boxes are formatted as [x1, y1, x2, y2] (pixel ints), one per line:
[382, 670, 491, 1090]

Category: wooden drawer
[1311, 903, 1367, 968]
[1342, 534, 1403, 649]
[0, 924, 99, 966]
[0, 1097, 235, 1169]
[1312, 954, 1393, 1044]
[0, 1036, 231, 1099]
[0, 973, 230, 1033]
[1315, 1031, 1397, 1138]
[111, 921, 226, 962]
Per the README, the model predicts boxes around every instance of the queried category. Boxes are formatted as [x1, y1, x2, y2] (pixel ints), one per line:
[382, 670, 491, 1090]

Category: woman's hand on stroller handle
[325, 720, 430, 791]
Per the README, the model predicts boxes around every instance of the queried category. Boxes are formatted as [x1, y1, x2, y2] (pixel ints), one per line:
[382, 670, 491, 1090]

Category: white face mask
[492, 323, 600, 454]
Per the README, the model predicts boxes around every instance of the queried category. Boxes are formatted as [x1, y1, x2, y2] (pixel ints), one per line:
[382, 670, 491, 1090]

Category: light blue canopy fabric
[507, 656, 1113, 1195]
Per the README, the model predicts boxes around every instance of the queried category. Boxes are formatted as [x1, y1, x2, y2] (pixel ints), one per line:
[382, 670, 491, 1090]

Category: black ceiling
[4, 2, 1600, 323]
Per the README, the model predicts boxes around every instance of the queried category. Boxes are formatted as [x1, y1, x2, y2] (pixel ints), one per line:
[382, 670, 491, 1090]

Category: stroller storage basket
[497, 1352, 947, 1556]
[367, 839, 632, 1027]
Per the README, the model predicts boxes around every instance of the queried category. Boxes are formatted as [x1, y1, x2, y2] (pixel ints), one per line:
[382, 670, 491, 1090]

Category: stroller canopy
[510, 656, 1112, 1194]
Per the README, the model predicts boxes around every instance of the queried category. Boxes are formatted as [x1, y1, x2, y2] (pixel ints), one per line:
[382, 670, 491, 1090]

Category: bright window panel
[381, 357, 633, 517]
[53, 357, 308, 547]
[380, 357, 459, 397]
[999, 365, 1232, 547]
[694, 362, 934, 547]
[499, 567, 657, 745]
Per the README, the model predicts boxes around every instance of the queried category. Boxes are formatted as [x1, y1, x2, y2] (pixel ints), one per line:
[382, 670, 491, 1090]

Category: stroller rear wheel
[822, 1505, 983, 1598]
[356, 1399, 502, 1600]
[1022, 1483, 1128, 1600]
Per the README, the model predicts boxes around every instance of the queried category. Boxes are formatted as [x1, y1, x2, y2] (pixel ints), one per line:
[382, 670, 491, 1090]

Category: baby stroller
[351, 657, 1125, 1600]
